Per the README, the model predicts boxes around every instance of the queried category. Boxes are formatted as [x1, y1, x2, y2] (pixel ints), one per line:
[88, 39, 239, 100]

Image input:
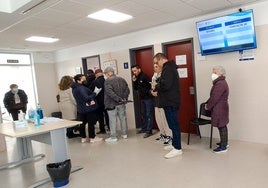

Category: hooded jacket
[155, 61, 181, 108]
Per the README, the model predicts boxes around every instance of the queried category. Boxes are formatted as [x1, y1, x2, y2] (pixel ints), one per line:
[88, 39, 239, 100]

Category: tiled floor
[0, 130, 268, 188]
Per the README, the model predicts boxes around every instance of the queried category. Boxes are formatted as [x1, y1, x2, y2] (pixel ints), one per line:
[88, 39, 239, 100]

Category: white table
[0, 119, 82, 187]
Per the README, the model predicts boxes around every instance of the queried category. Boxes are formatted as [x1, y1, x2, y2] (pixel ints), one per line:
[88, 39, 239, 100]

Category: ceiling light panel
[25, 36, 59, 43]
[88, 9, 133, 23]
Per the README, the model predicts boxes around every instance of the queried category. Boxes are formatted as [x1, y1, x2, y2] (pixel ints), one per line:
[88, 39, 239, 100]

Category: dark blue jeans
[141, 98, 154, 133]
[164, 106, 181, 150]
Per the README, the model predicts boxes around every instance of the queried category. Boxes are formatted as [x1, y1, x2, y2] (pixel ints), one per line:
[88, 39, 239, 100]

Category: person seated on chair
[205, 66, 229, 153]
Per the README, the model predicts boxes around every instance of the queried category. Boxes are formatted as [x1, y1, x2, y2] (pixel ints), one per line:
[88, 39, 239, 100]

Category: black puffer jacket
[3, 89, 28, 112]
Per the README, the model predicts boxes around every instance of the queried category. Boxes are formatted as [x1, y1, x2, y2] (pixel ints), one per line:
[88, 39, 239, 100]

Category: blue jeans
[164, 106, 181, 150]
[141, 98, 154, 133]
[107, 104, 128, 138]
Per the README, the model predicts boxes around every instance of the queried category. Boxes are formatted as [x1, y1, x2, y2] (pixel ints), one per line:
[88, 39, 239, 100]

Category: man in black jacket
[152, 53, 182, 159]
[131, 64, 154, 138]
[90, 69, 109, 134]
[3, 84, 28, 121]
[84, 69, 96, 88]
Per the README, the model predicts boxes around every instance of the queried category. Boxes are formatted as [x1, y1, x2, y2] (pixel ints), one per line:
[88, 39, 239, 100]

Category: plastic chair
[187, 103, 213, 148]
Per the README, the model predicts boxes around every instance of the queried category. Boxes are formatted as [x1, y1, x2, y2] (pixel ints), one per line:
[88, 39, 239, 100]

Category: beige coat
[58, 88, 77, 120]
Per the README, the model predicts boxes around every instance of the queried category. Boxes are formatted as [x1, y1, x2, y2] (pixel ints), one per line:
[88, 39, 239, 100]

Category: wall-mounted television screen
[196, 9, 257, 56]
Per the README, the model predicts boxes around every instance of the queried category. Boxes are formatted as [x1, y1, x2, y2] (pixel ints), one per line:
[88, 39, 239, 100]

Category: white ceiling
[0, 0, 265, 52]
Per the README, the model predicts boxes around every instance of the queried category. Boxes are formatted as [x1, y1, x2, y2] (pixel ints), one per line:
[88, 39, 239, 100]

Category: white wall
[32, 52, 59, 117]
[54, 1, 268, 144]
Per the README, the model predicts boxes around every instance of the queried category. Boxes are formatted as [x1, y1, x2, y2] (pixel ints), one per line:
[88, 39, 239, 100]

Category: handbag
[85, 99, 98, 112]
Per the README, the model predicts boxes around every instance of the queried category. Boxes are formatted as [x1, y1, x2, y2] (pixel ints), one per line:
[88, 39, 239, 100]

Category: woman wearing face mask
[3, 84, 28, 121]
[205, 66, 229, 153]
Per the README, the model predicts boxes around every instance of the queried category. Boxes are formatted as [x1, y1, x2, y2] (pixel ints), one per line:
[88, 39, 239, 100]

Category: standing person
[131, 64, 154, 138]
[72, 74, 103, 143]
[103, 67, 130, 142]
[205, 66, 229, 153]
[3, 84, 28, 121]
[58, 75, 79, 138]
[152, 53, 182, 159]
[151, 63, 172, 145]
[90, 69, 109, 134]
[84, 69, 96, 88]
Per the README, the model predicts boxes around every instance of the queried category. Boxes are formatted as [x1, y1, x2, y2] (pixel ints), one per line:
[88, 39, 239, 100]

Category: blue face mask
[12, 88, 18, 93]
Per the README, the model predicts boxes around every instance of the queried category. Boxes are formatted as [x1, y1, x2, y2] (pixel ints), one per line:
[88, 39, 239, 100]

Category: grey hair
[104, 66, 115, 74]
[213, 65, 226, 76]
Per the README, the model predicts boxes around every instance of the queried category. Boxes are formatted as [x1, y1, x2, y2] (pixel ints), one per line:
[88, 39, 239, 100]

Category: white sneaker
[90, 136, 103, 143]
[164, 145, 174, 150]
[164, 148, 183, 159]
[122, 134, 127, 139]
[105, 137, 118, 142]
[81, 138, 89, 143]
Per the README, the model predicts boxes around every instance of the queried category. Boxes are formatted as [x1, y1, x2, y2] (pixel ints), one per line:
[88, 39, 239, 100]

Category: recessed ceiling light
[25, 36, 59, 43]
[88, 9, 133, 23]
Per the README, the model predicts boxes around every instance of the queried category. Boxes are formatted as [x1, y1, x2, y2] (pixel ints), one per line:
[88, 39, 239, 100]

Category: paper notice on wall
[177, 68, 188, 78]
[175, 55, 187, 65]
[239, 49, 254, 61]
[103, 59, 118, 74]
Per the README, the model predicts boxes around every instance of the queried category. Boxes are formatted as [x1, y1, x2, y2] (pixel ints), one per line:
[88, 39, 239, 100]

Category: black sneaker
[213, 146, 228, 153]
[216, 142, 229, 148]
[137, 129, 146, 134]
[143, 132, 153, 138]
[155, 134, 166, 141]
[163, 136, 172, 145]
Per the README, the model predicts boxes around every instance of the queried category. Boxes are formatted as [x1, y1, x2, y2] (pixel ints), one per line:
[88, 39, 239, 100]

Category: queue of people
[3, 54, 229, 159]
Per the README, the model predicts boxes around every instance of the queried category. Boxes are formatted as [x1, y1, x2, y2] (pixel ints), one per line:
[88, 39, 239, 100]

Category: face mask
[211, 73, 219, 81]
[12, 88, 18, 93]
[82, 80, 87, 85]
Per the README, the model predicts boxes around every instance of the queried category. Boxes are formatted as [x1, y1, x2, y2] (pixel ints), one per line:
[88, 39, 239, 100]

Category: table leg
[50, 128, 68, 162]
[30, 128, 83, 187]
[0, 137, 45, 170]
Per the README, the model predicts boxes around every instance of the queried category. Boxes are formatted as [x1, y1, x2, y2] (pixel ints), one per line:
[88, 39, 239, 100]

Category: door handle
[189, 86, 195, 95]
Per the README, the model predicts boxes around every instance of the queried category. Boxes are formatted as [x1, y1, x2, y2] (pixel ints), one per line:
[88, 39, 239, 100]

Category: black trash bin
[46, 159, 72, 187]
[51, 111, 62, 119]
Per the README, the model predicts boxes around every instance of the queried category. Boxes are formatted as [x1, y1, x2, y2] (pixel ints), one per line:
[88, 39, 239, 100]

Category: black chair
[188, 103, 213, 148]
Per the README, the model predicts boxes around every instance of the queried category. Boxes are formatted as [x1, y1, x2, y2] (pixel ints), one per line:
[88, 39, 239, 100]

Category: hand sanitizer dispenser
[18, 110, 25, 122]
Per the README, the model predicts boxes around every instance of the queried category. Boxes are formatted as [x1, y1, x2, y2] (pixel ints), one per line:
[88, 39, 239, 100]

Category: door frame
[129, 45, 154, 129]
[162, 38, 198, 118]
[81, 55, 101, 74]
